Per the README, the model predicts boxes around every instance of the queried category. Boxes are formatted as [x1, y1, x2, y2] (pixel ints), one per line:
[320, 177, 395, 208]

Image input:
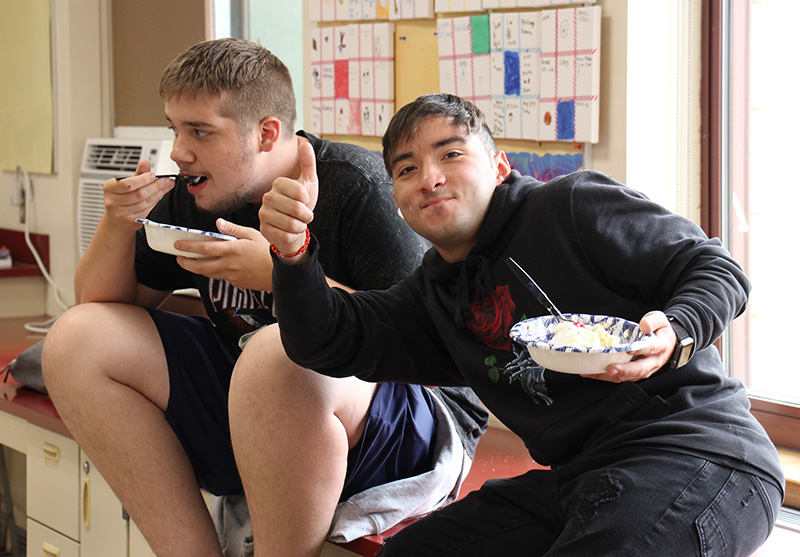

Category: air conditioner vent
[77, 136, 177, 256]
[84, 144, 143, 172]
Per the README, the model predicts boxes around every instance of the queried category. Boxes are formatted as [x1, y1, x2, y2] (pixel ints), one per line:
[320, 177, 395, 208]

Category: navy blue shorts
[146, 308, 437, 498]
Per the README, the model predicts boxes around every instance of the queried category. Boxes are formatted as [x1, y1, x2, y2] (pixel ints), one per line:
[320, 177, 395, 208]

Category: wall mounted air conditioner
[77, 136, 178, 255]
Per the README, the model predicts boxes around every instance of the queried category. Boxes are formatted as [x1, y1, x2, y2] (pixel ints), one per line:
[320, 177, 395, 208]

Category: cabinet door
[129, 519, 157, 557]
[79, 452, 128, 556]
[26, 427, 80, 541]
[26, 518, 80, 557]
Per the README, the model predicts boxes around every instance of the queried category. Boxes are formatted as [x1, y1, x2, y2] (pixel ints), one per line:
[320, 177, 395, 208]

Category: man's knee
[233, 325, 290, 390]
[42, 303, 105, 385]
[42, 302, 163, 394]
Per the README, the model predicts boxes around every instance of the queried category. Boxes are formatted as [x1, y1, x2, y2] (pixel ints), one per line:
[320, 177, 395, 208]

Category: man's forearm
[75, 215, 142, 304]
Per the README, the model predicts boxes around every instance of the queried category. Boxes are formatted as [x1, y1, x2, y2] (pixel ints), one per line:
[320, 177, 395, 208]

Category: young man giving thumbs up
[42, 39, 487, 557]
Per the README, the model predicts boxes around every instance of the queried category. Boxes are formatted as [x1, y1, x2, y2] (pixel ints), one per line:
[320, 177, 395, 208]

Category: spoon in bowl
[505, 257, 570, 324]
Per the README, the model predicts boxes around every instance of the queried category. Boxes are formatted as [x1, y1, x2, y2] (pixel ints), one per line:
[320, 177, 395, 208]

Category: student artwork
[505, 152, 583, 182]
[481, 0, 596, 8]
[437, 16, 492, 123]
[489, 11, 541, 140]
[438, 6, 600, 142]
[310, 22, 395, 136]
[390, 0, 434, 20]
[539, 6, 601, 142]
[434, 0, 482, 13]
[309, 0, 390, 21]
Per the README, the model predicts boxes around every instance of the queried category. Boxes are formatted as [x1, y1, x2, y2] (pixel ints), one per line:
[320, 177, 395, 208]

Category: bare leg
[42, 303, 223, 556]
[229, 324, 377, 557]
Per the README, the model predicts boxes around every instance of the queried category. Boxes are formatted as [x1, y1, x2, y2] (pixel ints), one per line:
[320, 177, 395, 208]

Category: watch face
[672, 338, 694, 368]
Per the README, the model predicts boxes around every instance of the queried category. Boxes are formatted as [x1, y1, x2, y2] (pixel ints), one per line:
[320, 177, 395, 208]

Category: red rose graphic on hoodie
[467, 285, 516, 351]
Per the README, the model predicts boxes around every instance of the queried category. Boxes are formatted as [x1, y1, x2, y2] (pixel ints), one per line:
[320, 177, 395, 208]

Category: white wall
[0, 0, 112, 316]
[626, 0, 702, 220]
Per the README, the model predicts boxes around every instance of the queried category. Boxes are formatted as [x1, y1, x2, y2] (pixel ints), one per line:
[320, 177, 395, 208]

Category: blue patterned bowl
[137, 218, 236, 259]
[509, 313, 654, 374]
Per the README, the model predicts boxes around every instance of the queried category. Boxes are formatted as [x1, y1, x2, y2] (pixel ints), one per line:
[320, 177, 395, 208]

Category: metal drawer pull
[42, 442, 60, 462]
[42, 541, 60, 556]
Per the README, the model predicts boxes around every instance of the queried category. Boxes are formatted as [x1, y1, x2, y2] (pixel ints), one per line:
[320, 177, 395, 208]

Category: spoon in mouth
[505, 257, 570, 324]
[115, 174, 207, 187]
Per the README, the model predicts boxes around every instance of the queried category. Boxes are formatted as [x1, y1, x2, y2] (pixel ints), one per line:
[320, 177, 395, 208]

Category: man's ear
[258, 117, 282, 151]
[494, 151, 512, 185]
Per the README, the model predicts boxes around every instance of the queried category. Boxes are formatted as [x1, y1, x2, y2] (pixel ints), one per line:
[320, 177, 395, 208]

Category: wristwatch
[668, 316, 694, 369]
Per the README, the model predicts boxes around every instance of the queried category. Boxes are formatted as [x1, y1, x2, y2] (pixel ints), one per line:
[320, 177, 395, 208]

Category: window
[704, 0, 800, 448]
[209, 0, 304, 129]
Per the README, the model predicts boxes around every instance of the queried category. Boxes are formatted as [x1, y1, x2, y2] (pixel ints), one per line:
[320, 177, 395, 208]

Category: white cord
[15, 165, 70, 332]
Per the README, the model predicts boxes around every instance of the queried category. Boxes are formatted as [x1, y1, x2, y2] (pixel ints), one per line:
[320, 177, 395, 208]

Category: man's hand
[259, 140, 319, 262]
[103, 160, 175, 232]
[584, 310, 676, 383]
[175, 219, 275, 292]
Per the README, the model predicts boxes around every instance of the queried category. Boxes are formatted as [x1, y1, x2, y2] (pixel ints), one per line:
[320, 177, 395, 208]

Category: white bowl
[509, 313, 654, 374]
[136, 218, 236, 259]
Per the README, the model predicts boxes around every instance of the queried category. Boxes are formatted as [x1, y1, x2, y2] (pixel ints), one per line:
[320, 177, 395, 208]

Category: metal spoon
[505, 257, 569, 323]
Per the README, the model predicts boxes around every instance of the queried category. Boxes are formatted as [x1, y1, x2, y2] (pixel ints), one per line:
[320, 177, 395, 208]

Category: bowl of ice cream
[136, 218, 236, 259]
[508, 314, 654, 374]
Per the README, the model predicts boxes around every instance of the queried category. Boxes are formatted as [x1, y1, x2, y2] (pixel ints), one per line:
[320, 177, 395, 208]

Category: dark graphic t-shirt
[135, 131, 429, 342]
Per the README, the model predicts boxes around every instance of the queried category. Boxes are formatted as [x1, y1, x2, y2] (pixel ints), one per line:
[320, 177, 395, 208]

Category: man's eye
[167, 126, 177, 135]
[396, 165, 415, 177]
[194, 129, 210, 138]
[444, 151, 461, 159]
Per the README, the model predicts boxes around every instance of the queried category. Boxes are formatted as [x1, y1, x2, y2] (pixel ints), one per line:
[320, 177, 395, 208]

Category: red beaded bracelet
[270, 228, 311, 258]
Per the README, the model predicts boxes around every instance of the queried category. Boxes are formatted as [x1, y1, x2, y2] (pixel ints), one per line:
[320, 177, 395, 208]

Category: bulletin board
[306, 0, 598, 176]
[0, 0, 54, 173]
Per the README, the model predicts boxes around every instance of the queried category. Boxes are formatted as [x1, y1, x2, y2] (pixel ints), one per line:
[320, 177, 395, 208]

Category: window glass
[210, 0, 304, 130]
[727, 0, 800, 404]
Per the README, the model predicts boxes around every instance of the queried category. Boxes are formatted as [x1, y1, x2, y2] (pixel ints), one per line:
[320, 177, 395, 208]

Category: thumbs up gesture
[259, 139, 319, 261]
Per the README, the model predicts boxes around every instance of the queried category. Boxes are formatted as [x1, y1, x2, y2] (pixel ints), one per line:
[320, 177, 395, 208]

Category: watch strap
[668, 316, 694, 369]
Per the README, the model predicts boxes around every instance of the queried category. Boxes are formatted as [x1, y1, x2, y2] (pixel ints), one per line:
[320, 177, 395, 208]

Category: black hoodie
[274, 169, 784, 494]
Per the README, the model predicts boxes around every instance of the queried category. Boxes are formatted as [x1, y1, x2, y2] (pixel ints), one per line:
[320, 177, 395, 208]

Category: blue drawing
[504, 51, 520, 96]
[557, 99, 575, 141]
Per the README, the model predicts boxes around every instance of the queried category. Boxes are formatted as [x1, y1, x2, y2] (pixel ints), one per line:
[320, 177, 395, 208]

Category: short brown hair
[382, 94, 497, 175]
[159, 38, 297, 135]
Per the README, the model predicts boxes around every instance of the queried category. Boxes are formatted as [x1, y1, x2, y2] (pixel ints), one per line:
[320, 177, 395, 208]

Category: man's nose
[170, 134, 194, 165]
[420, 164, 444, 192]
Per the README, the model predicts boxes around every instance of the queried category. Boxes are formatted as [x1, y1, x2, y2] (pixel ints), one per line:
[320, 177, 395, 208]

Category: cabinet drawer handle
[83, 477, 91, 530]
[42, 442, 60, 462]
[42, 541, 60, 556]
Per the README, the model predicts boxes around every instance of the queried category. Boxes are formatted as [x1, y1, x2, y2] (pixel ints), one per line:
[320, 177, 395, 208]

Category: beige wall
[112, 0, 206, 127]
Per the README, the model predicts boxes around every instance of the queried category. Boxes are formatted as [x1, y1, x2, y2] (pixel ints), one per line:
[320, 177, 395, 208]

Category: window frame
[701, 0, 800, 451]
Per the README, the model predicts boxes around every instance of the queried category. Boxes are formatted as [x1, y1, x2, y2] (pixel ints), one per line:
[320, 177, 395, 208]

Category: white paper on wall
[311, 22, 395, 136]
[358, 22, 396, 136]
[539, 6, 601, 143]
[310, 26, 336, 134]
[481, 0, 596, 9]
[435, 0, 482, 13]
[309, 0, 335, 22]
[489, 11, 540, 140]
[438, 16, 491, 121]
[309, 0, 385, 22]
[390, 0, 434, 20]
[334, 25, 356, 134]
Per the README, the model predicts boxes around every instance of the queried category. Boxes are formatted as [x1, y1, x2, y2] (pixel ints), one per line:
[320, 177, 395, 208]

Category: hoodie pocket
[525, 381, 671, 465]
